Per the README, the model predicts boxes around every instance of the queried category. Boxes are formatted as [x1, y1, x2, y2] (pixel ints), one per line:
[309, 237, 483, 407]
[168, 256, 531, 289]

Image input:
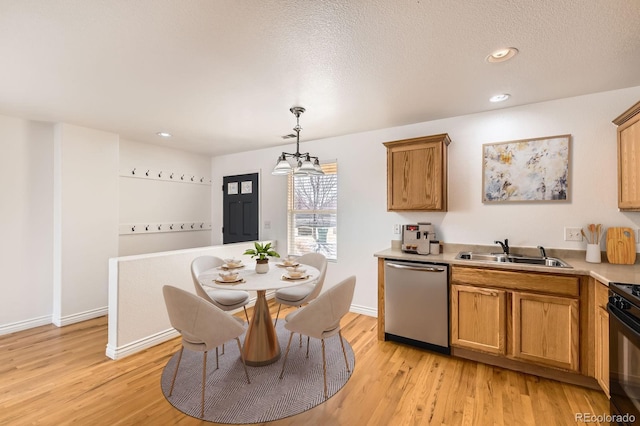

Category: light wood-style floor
[0, 301, 609, 425]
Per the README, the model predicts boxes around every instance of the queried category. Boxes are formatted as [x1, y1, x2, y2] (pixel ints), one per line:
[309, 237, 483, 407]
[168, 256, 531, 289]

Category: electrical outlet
[564, 227, 583, 242]
[393, 224, 401, 234]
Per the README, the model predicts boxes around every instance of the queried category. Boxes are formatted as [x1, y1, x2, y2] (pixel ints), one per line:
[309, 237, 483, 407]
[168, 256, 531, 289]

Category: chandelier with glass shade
[271, 106, 324, 176]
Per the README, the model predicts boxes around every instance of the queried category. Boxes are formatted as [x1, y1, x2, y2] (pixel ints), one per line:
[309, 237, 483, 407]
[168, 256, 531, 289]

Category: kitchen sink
[455, 251, 572, 268]
[456, 252, 507, 262]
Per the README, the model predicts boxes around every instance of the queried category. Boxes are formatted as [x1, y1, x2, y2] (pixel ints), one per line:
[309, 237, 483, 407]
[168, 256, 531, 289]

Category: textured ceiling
[1, 0, 639, 156]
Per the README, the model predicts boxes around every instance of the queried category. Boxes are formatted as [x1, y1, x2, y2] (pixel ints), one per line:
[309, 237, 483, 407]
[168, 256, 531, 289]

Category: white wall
[211, 87, 640, 314]
[0, 115, 54, 331]
[118, 139, 212, 256]
[107, 241, 270, 359]
[0, 119, 215, 334]
[53, 124, 119, 325]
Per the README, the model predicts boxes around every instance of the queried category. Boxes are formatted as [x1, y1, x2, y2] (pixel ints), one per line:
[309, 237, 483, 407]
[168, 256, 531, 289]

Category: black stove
[607, 282, 640, 425]
[609, 282, 640, 310]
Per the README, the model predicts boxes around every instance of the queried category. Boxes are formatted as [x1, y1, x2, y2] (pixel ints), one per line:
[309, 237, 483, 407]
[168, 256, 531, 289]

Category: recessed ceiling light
[486, 47, 519, 63]
[489, 94, 511, 103]
[156, 132, 172, 138]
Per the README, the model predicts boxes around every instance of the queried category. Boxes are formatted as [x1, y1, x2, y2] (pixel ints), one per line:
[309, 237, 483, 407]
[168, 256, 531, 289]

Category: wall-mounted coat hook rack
[119, 222, 212, 235]
[121, 167, 211, 186]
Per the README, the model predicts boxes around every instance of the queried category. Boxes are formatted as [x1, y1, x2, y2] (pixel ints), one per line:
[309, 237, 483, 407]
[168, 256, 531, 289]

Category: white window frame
[287, 162, 337, 261]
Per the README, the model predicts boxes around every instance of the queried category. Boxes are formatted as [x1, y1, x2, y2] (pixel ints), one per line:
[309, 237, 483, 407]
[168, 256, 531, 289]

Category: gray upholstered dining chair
[273, 252, 328, 326]
[191, 256, 250, 323]
[162, 285, 250, 418]
[279, 275, 356, 399]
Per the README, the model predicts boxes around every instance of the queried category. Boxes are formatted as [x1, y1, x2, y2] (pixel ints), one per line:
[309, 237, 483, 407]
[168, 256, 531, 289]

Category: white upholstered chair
[279, 275, 356, 399]
[191, 256, 250, 323]
[162, 285, 250, 418]
[273, 252, 328, 325]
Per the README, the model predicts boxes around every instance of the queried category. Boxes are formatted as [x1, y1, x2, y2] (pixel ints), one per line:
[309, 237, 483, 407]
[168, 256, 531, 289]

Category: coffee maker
[402, 223, 436, 254]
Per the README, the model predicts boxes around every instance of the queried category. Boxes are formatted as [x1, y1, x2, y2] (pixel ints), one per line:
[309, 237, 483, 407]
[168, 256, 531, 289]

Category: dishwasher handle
[386, 262, 446, 273]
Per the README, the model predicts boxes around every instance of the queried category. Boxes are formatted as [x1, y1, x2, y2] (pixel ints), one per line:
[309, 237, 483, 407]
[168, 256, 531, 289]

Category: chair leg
[221, 343, 225, 355]
[274, 304, 282, 326]
[279, 332, 294, 379]
[306, 336, 310, 358]
[322, 338, 327, 399]
[215, 346, 219, 370]
[236, 338, 251, 384]
[299, 332, 303, 348]
[169, 346, 184, 397]
[338, 330, 350, 373]
[243, 306, 249, 323]
[201, 350, 207, 418]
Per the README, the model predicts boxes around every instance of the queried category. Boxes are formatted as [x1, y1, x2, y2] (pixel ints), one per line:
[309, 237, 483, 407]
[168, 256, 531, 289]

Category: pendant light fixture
[272, 106, 324, 176]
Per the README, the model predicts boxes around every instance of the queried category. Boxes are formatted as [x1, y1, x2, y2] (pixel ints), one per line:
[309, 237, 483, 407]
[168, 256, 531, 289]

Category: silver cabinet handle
[387, 263, 445, 273]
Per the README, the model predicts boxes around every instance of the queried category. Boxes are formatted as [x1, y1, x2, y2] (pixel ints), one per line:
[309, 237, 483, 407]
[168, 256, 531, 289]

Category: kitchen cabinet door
[512, 291, 579, 371]
[383, 134, 450, 211]
[595, 306, 610, 397]
[613, 101, 640, 211]
[594, 280, 610, 397]
[451, 284, 506, 355]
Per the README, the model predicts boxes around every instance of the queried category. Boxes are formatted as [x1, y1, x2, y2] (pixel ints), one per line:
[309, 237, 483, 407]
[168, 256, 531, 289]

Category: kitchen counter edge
[374, 247, 640, 286]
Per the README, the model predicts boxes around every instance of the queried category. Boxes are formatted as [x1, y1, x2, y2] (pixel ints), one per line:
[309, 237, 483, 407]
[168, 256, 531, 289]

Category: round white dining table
[198, 260, 319, 366]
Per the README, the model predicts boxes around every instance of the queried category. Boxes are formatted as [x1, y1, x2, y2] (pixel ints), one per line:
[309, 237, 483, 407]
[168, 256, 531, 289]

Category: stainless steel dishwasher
[384, 260, 450, 354]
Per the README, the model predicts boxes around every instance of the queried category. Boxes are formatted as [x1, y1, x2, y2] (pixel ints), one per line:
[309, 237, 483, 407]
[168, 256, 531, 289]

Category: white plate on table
[214, 277, 245, 284]
[220, 263, 245, 270]
[281, 274, 309, 281]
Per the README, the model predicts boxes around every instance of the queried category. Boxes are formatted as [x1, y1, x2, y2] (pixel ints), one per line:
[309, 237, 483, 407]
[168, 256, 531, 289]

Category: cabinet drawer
[451, 266, 579, 297]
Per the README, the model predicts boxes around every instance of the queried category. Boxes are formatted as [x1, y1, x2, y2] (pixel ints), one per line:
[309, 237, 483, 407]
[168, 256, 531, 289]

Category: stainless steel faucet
[537, 245, 547, 258]
[494, 239, 509, 255]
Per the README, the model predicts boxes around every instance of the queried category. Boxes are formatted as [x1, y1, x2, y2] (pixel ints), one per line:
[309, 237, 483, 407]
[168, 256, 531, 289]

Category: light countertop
[374, 246, 640, 286]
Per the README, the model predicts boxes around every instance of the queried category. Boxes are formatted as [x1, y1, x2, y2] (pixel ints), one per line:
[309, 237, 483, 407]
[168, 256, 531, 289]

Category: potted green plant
[243, 242, 280, 273]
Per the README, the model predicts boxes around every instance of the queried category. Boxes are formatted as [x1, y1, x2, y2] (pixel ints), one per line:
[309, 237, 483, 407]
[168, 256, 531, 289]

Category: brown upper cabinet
[613, 101, 640, 211]
[383, 133, 451, 211]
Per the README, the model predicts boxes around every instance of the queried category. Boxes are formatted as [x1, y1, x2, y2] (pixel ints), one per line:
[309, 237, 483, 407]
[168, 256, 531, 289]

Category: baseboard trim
[350, 303, 376, 318]
[0, 315, 52, 336]
[106, 296, 265, 360]
[106, 328, 180, 360]
[52, 307, 108, 327]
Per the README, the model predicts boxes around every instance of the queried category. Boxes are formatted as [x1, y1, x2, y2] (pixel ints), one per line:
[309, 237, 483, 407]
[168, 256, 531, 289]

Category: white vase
[255, 260, 269, 274]
[586, 244, 601, 263]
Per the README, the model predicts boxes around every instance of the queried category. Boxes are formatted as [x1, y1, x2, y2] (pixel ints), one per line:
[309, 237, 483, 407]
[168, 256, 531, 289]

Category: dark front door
[223, 173, 259, 244]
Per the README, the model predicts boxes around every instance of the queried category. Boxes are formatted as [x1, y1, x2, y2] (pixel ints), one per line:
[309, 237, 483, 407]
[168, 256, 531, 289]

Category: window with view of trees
[287, 162, 337, 260]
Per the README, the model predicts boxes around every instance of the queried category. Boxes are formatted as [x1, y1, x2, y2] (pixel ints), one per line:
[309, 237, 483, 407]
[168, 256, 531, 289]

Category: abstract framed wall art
[482, 134, 571, 203]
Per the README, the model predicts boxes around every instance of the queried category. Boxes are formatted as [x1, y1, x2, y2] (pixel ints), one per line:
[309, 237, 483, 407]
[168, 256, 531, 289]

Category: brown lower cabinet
[511, 291, 579, 371]
[450, 266, 581, 373]
[594, 279, 610, 397]
[451, 284, 506, 355]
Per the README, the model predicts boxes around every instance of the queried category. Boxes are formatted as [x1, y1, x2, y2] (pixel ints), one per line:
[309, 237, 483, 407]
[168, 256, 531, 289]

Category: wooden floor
[0, 301, 609, 425]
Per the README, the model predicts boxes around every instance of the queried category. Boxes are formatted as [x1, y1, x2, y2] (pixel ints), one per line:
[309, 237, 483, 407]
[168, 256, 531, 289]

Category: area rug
[160, 321, 355, 423]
